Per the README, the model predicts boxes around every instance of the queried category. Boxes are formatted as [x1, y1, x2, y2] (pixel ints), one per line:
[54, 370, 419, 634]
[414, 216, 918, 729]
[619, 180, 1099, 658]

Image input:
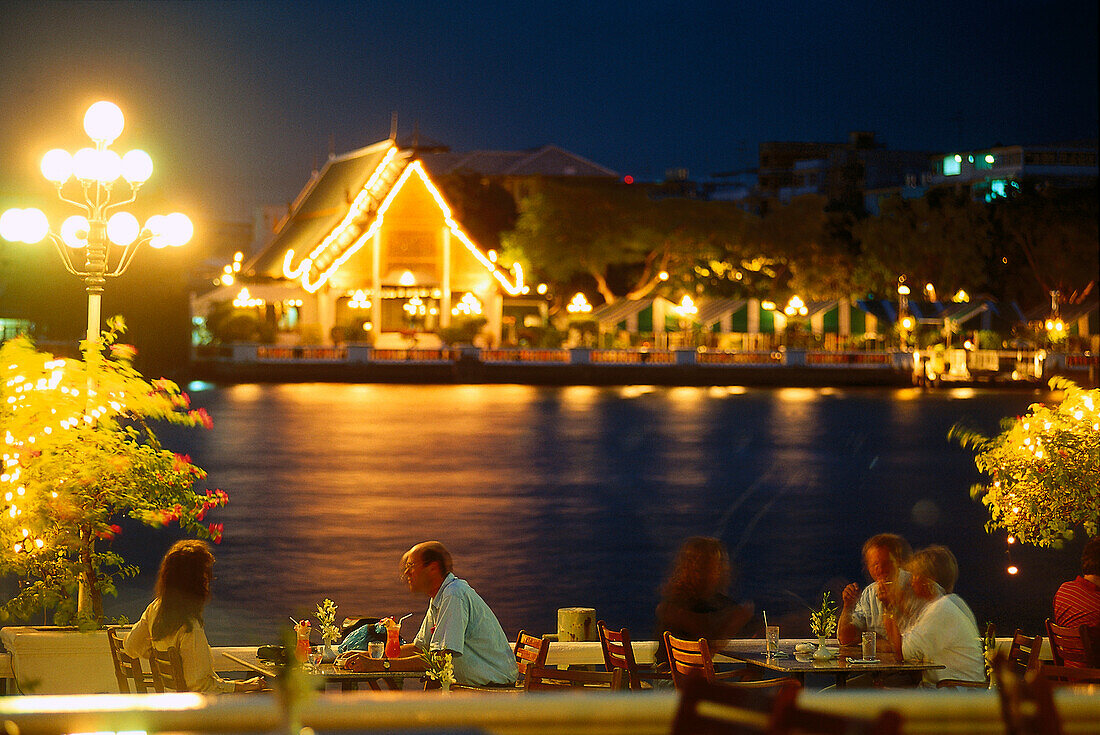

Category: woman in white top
[884, 545, 985, 687]
[124, 540, 266, 693]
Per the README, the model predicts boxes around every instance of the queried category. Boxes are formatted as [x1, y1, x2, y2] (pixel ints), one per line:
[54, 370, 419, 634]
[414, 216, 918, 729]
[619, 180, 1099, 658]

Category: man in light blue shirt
[399, 541, 518, 686]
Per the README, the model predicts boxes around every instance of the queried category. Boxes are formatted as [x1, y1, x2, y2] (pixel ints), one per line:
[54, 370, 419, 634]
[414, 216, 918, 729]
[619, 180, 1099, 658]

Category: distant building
[190, 139, 617, 348]
[927, 141, 1098, 199]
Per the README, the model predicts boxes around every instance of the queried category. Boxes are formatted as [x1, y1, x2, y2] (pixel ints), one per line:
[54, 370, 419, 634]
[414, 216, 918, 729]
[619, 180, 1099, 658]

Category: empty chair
[148, 645, 189, 692]
[664, 632, 793, 691]
[524, 664, 621, 691]
[1046, 619, 1099, 668]
[1039, 664, 1100, 688]
[1006, 629, 1044, 675]
[669, 676, 799, 735]
[993, 653, 1062, 735]
[106, 626, 156, 693]
[771, 696, 903, 735]
[450, 629, 547, 693]
[598, 620, 669, 690]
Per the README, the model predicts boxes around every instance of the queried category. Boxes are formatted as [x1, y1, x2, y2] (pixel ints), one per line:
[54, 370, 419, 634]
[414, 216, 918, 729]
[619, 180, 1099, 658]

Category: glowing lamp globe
[163, 212, 193, 247]
[11, 208, 49, 243]
[0, 209, 23, 241]
[96, 150, 123, 183]
[83, 101, 125, 144]
[60, 215, 90, 248]
[145, 215, 168, 248]
[107, 212, 140, 246]
[41, 149, 74, 183]
[121, 149, 153, 183]
[72, 147, 100, 182]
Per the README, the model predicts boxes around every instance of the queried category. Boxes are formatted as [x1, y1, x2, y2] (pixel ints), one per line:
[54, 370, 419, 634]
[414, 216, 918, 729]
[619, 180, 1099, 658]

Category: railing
[480, 348, 571, 363]
[589, 350, 676, 364]
[696, 351, 782, 365]
[806, 351, 895, 367]
[256, 346, 348, 361]
[369, 348, 454, 362]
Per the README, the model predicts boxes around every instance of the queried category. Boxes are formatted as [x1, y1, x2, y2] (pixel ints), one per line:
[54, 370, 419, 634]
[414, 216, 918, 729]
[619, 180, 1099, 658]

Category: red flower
[189, 407, 213, 430]
[208, 523, 223, 543]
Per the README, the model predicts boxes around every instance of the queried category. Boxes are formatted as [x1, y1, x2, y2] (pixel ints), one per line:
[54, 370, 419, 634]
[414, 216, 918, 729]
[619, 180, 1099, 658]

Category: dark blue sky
[1, 0, 1096, 223]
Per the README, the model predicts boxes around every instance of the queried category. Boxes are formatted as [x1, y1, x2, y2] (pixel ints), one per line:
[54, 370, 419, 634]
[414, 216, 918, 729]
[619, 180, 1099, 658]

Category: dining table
[220, 652, 425, 691]
[715, 640, 945, 688]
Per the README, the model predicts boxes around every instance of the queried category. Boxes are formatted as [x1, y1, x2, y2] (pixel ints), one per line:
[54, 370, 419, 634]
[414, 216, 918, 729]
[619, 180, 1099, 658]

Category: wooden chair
[1007, 629, 1044, 675]
[993, 653, 1062, 735]
[597, 620, 670, 690]
[1046, 619, 1098, 668]
[524, 664, 622, 691]
[1039, 663, 1100, 687]
[450, 630, 547, 693]
[106, 626, 156, 693]
[770, 696, 903, 735]
[664, 632, 792, 691]
[670, 676, 799, 735]
[149, 645, 190, 692]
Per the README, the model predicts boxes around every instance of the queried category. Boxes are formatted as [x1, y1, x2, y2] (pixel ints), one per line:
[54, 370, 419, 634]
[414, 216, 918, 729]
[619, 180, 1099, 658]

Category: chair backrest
[106, 626, 156, 693]
[1046, 618, 1098, 667]
[149, 645, 190, 692]
[670, 676, 799, 735]
[771, 698, 903, 735]
[1039, 663, 1100, 687]
[524, 664, 622, 691]
[993, 653, 1062, 735]
[513, 630, 549, 681]
[664, 631, 716, 688]
[1007, 629, 1044, 675]
[597, 620, 640, 690]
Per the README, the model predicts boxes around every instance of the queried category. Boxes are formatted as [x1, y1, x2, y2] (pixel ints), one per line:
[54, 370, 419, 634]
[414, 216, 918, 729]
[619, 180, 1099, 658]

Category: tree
[0, 320, 227, 626]
[503, 179, 754, 305]
[757, 195, 856, 301]
[990, 185, 1099, 307]
[853, 190, 993, 298]
[950, 378, 1100, 547]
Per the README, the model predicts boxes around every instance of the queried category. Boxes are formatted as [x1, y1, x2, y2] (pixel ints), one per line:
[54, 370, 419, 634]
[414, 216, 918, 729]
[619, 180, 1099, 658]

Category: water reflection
[104, 384, 1072, 647]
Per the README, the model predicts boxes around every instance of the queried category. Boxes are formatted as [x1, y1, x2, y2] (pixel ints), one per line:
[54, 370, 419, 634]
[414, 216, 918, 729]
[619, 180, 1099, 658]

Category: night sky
[1, 0, 1096, 225]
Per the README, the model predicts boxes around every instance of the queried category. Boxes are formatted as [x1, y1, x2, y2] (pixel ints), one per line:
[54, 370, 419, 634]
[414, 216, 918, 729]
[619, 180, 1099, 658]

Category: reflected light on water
[100, 383, 1059, 647]
[947, 387, 979, 399]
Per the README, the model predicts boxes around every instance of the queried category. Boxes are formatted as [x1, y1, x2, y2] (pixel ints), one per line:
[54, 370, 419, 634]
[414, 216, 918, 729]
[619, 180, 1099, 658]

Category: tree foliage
[950, 378, 1100, 547]
[0, 319, 227, 626]
[853, 189, 993, 298]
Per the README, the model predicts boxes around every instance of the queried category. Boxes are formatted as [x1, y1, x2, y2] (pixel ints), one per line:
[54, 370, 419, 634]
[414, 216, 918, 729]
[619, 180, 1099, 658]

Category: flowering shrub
[951, 377, 1100, 547]
[0, 320, 227, 626]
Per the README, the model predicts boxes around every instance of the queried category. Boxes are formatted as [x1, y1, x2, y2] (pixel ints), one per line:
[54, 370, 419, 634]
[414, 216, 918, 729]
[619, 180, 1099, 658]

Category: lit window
[943, 156, 961, 176]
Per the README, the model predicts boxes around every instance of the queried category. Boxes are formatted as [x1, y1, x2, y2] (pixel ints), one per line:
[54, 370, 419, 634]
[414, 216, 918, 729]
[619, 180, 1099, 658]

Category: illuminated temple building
[191, 140, 616, 347]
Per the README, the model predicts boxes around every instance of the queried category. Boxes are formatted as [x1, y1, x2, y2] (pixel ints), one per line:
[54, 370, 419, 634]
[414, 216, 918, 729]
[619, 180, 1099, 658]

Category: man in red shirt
[1054, 536, 1100, 628]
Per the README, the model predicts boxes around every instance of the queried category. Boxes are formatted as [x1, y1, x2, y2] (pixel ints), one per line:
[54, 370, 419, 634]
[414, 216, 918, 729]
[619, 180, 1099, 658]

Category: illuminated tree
[0, 319, 227, 626]
[951, 378, 1100, 547]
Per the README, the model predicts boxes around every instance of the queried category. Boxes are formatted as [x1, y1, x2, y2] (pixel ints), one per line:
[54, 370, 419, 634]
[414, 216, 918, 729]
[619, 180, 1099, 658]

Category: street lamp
[0, 101, 192, 348]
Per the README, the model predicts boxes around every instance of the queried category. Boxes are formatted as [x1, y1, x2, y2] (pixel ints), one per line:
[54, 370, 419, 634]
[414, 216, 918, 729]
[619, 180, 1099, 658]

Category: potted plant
[809, 591, 838, 661]
[0, 322, 227, 691]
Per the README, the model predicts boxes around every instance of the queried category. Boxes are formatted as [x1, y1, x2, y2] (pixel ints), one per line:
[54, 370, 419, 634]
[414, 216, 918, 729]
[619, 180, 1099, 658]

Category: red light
[1007, 565, 1018, 575]
[623, 175, 634, 184]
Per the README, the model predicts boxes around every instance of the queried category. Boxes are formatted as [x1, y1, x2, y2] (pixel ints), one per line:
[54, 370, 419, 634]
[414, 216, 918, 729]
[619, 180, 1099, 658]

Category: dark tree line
[497, 179, 1098, 314]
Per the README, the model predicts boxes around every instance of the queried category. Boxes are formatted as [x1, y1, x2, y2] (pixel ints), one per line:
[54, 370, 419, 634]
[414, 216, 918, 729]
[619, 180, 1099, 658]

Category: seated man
[885, 545, 985, 687]
[837, 533, 924, 647]
[1054, 535, 1100, 629]
[396, 541, 518, 687]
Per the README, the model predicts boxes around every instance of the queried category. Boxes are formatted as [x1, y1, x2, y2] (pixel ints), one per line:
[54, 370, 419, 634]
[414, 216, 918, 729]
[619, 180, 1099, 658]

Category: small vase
[441, 681, 452, 694]
[321, 642, 338, 663]
[813, 636, 832, 661]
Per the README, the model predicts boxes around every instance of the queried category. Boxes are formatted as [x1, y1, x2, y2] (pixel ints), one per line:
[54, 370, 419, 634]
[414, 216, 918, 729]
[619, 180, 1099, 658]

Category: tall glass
[765, 625, 780, 657]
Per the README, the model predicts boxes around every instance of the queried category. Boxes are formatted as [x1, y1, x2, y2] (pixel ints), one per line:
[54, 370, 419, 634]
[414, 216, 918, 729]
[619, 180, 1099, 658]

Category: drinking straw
[763, 610, 769, 628]
[289, 617, 300, 626]
[397, 613, 414, 624]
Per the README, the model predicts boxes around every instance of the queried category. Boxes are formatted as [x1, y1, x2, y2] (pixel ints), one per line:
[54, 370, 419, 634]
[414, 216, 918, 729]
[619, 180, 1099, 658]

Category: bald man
[398, 541, 517, 687]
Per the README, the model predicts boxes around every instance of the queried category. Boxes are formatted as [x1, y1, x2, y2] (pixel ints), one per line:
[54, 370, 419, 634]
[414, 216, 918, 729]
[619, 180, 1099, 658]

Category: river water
[99, 383, 1080, 646]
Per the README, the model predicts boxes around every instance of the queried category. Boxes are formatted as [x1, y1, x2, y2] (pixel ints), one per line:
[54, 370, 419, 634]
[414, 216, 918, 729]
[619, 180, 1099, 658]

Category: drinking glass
[309, 646, 324, 671]
[861, 632, 877, 660]
[368, 641, 384, 659]
[765, 625, 780, 657]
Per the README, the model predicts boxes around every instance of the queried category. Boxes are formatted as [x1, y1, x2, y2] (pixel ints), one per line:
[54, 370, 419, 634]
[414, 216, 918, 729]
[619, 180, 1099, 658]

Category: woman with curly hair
[124, 540, 266, 693]
[655, 536, 755, 665]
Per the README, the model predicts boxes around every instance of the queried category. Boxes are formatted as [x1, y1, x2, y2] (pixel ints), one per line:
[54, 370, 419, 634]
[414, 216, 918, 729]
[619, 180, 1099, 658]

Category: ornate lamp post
[0, 101, 192, 348]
